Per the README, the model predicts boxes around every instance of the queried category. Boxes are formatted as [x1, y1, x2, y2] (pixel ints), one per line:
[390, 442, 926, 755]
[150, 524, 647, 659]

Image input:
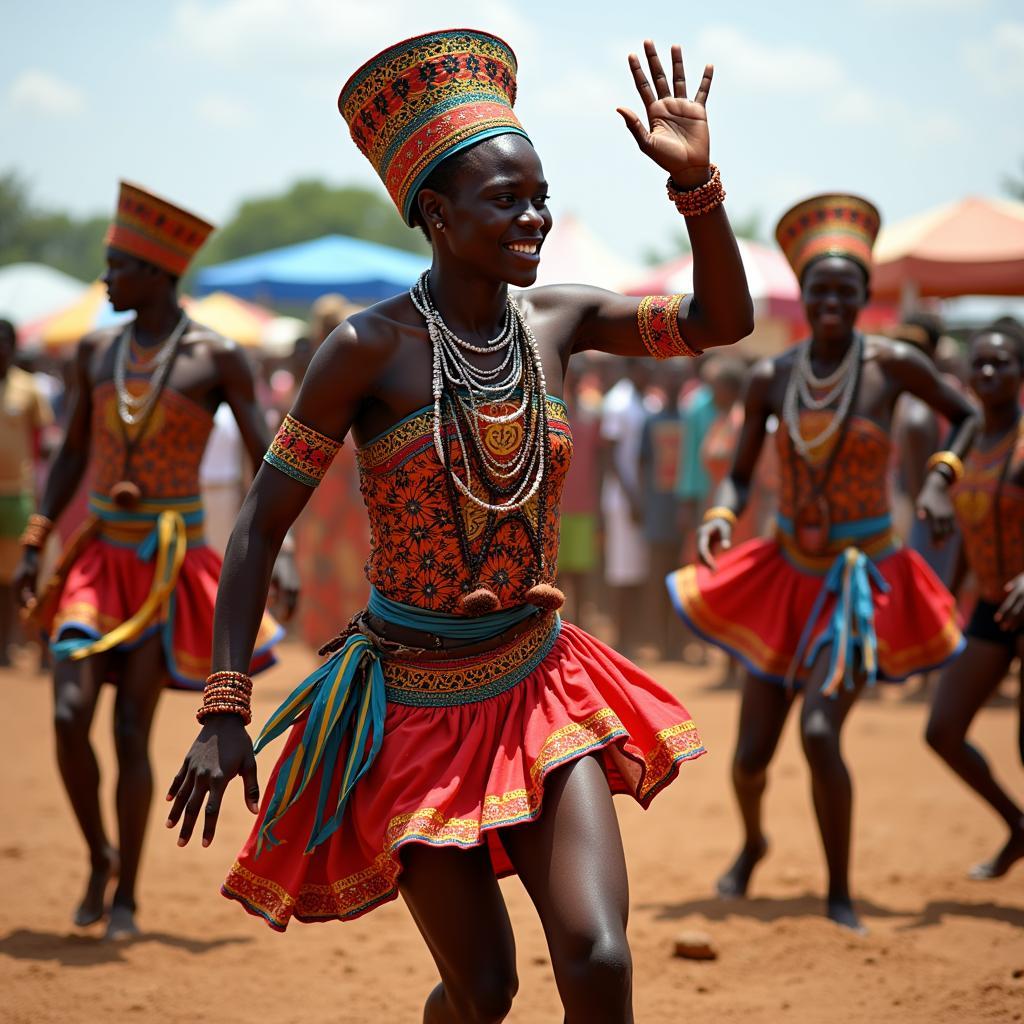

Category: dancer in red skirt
[926, 323, 1024, 879]
[168, 30, 751, 1023]
[667, 193, 977, 933]
[14, 183, 292, 939]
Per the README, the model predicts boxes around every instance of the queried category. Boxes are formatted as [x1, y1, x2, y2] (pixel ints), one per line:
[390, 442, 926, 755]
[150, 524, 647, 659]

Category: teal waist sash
[775, 512, 894, 545]
[785, 546, 891, 696]
[253, 588, 543, 855]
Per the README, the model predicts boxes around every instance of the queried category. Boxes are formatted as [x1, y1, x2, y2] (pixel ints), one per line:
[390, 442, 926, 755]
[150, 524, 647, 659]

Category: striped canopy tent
[873, 197, 1024, 306]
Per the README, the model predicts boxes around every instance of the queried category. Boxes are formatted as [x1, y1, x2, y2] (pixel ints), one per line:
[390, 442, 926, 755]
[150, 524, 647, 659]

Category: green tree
[193, 179, 428, 270]
[0, 171, 107, 280]
[1003, 158, 1024, 202]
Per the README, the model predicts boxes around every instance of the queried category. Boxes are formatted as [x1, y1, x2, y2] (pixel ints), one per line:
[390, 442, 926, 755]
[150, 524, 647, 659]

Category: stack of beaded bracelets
[667, 164, 726, 217]
[19, 513, 54, 550]
[196, 670, 253, 726]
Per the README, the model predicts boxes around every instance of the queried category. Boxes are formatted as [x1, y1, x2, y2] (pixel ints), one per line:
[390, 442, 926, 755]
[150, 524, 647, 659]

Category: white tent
[0, 262, 87, 326]
[531, 214, 642, 291]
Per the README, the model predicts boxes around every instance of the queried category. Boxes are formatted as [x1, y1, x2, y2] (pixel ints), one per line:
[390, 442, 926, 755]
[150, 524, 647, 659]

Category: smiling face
[968, 331, 1023, 410]
[416, 134, 553, 287]
[801, 256, 870, 344]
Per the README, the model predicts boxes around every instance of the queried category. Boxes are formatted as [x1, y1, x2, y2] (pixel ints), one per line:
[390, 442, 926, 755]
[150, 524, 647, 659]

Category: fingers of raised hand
[671, 44, 686, 99]
[627, 52, 657, 111]
[694, 63, 714, 106]
[643, 39, 671, 100]
[616, 107, 650, 150]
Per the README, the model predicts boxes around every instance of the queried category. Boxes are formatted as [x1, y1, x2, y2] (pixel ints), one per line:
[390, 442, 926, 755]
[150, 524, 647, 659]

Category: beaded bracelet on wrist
[666, 164, 725, 217]
[19, 513, 54, 550]
[197, 671, 254, 725]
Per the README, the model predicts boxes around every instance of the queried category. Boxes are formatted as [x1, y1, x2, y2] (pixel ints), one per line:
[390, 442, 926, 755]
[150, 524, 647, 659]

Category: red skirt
[47, 537, 282, 689]
[222, 619, 706, 930]
[667, 538, 963, 687]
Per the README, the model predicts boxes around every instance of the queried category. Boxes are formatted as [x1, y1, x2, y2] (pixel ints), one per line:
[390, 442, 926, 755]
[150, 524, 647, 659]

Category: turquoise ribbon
[786, 548, 890, 695]
[367, 586, 537, 640]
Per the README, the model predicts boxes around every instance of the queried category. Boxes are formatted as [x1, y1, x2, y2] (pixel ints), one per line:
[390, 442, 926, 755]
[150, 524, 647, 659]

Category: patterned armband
[264, 414, 342, 487]
[637, 294, 703, 359]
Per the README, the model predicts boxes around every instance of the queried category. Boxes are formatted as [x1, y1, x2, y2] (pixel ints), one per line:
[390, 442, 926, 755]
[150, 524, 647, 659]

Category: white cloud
[174, 0, 535, 67]
[964, 21, 1024, 95]
[7, 70, 85, 116]
[196, 94, 253, 127]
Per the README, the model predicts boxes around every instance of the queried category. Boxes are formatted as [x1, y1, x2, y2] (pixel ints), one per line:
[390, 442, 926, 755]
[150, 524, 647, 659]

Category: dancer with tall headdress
[14, 183, 292, 939]
[168, 30, 752, 1022]
[926, 322, 1024, 880]
[667, 194, 978, 932]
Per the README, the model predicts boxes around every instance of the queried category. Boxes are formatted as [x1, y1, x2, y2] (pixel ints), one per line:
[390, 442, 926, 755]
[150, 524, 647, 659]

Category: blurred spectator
[0, 319, 54, 664]
[638, 363, 686, 660]
[600, 359, 653, 660]
[558, 355, 602, 629]
[199, 404, 245, 556]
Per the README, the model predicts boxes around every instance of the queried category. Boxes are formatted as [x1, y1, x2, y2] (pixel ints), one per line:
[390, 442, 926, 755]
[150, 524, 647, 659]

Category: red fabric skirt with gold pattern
[221, 620, 705, 930]
[667, 536, 963, 687]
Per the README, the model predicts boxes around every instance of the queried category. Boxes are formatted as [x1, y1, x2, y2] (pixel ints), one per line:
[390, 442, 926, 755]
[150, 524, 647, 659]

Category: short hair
[411, 146, 476, 241]
[903, 312, 944, 353]
[970, 319, 1024, 367]
[0, 318, 15, 347]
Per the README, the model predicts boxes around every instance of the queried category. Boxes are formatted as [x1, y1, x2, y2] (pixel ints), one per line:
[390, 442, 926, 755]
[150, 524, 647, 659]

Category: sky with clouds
[3, 0, 1023, 267]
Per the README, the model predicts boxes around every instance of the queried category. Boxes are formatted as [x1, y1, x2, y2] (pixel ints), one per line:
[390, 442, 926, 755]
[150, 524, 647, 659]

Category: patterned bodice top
[355, 397, 573, 614]
[952, 419, 1024, 603]
[91, 381, 214, 499]
[776, 412, 891, 525]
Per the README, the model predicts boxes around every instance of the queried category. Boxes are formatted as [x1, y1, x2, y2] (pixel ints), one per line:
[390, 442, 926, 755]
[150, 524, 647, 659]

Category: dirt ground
[1, 640, 1021, 1024]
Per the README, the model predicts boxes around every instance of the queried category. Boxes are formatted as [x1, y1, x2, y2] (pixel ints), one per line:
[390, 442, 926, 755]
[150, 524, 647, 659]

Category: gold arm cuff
[925, 451, 964, 484]
[702, 505, 738, 527]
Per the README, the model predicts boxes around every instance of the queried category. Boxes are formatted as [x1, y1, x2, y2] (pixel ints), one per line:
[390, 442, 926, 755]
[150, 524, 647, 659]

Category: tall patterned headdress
[338, 29, 529, 226]
[775, 193, 881, 282]
[105, 181, 214, 277]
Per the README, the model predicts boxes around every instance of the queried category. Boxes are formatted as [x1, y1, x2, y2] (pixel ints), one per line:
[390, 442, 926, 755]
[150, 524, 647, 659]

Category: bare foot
[105, 902, 139, 942]
[73, 847, 119, 927]
[827, 896, 867, 935]
[969, 825, 1024, 880]
[716, 838, 768, 898]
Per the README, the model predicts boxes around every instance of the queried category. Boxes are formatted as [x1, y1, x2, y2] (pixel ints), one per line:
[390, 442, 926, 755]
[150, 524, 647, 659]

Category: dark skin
[0, 326, 21, 666]
[168, 42, 751, 1023]
[697, 254, 978, 934]
[926, 332, 1024, 880]
[13, 247, 298, 940]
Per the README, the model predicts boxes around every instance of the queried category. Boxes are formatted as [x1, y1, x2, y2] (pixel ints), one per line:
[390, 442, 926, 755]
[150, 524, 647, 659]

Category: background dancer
[667, 193, 977, 933]
[14, 182, 293, 940]
[926, 323, 1024, 879]
[167, 32, 751, 1024]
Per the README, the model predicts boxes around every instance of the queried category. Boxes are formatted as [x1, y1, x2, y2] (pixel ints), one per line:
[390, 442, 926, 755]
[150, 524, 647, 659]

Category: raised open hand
[617, 41, 712, 187]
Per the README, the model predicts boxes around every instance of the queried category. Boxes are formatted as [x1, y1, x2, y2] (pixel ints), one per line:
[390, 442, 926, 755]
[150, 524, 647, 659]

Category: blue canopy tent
[193, 235, 429, 305]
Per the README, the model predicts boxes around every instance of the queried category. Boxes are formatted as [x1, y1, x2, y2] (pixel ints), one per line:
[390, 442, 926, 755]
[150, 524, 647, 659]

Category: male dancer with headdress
[15, 182, 292, 939]
[667, 194, 977, 932]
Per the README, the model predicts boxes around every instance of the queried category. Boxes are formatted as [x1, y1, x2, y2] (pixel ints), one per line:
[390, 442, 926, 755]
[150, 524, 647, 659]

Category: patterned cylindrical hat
[775, 193, 881, 281]
[105, 181, 214, 277]
[339, 29, 530, 226]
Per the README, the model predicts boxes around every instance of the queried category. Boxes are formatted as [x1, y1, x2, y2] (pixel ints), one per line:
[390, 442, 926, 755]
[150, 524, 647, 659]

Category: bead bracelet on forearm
[19, 513, 54, 550]
[196, 671, 254, 725]
[926, 451, 964, 484]
[666, 164, 725, 217]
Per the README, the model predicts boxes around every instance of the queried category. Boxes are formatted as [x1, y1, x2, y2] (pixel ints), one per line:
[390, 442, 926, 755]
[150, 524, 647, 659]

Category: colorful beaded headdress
[105, 181, 214, 277]
[775, 193, 881, 282]
[338, 29, 530, 226]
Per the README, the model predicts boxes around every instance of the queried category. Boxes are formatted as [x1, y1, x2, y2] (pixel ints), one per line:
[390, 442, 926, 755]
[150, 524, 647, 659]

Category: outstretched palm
[618, 40, 713, 184]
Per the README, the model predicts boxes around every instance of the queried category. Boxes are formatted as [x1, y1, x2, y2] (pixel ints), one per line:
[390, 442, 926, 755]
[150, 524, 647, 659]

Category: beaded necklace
[410, 272, 562, 615]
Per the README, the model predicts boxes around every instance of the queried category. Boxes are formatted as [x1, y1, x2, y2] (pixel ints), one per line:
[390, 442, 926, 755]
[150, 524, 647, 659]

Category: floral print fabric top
[356, 397, 572, 613]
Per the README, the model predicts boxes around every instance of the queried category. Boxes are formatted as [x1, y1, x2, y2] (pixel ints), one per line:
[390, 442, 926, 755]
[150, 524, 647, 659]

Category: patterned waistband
[775, 513, 899, 576]
[89, 493, 205, 549]
[382, 613, 562, 707]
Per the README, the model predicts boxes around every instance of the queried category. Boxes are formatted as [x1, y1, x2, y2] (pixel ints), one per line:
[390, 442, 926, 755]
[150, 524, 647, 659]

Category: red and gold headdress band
[338, 28, 530, 226]
[775, 193, 881, 282]
[105, 181, 214, 278]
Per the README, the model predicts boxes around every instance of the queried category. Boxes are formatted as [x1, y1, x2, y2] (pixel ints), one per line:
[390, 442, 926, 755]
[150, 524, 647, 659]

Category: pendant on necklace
[109, 481, 142, 510]
[794, 494, 832, 556]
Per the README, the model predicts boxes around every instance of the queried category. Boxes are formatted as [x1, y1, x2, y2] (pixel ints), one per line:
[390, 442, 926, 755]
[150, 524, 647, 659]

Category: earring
[435, 222, 444, 230]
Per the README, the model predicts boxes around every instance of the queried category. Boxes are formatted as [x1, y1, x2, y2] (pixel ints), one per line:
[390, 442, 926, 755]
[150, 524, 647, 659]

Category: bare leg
[503, 754, 633, 1024]
[798, 653, 863, 932]
[925, 636, 1023, 879]
[0, 582, 16, 665]
[107, 631, 166, 939]
[399, 844, 518, 1024]
[717, 672, 793, 897]
[52, 635, 117, 926]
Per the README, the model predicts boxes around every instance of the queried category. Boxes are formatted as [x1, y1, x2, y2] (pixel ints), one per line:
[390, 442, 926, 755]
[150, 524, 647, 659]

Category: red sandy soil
[1, 641, 1021, 1023]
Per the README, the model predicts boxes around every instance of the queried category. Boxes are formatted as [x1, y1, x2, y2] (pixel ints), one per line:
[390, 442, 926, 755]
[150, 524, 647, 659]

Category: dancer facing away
[926, 323, 1024, 879]
[168, 31, 751, 1024]
[667, 193, 977, 933]
[14, 183, 291, 940]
